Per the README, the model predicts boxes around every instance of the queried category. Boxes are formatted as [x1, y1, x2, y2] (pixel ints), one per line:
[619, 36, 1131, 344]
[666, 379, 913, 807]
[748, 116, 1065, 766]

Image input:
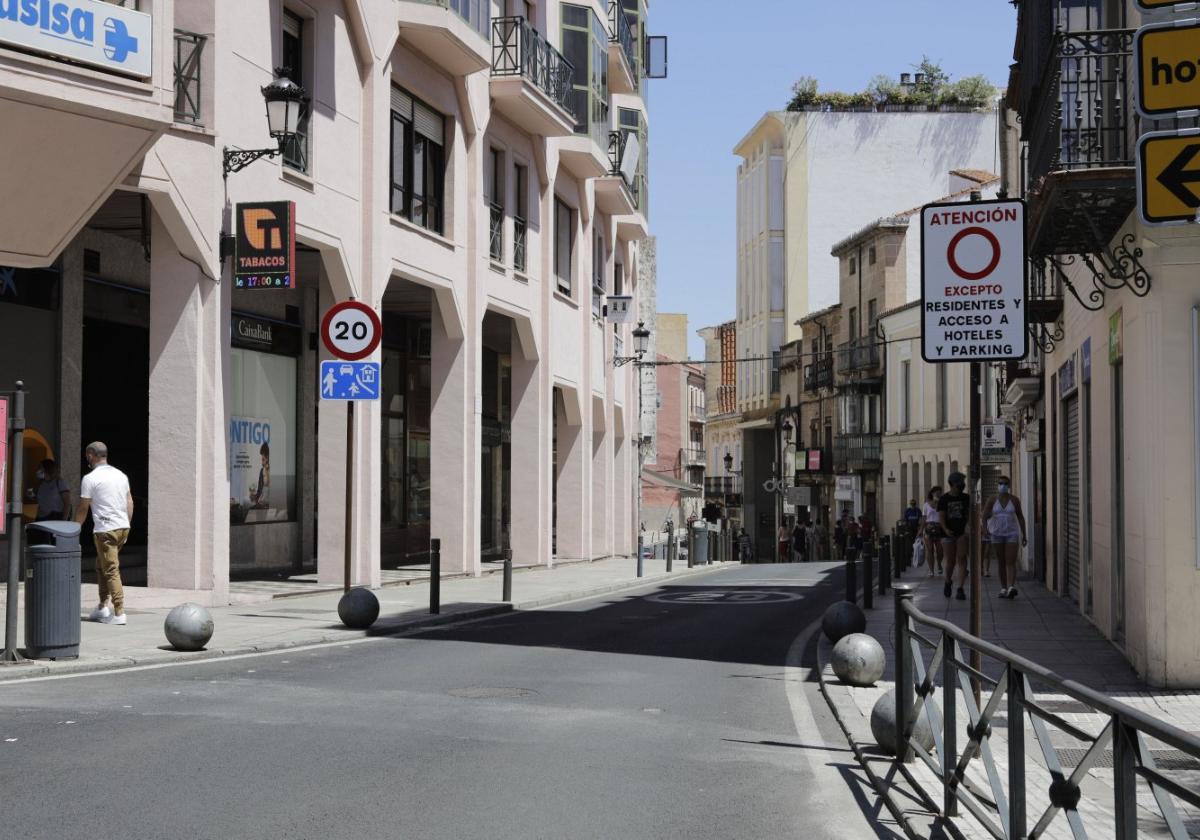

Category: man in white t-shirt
[74, 442, 133, 625]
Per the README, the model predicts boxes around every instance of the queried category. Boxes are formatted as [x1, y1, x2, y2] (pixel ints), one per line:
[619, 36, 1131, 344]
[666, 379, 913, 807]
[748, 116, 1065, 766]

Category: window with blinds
[282, 11, 310, 173]
[554, 199, 574, 295]
[390, 86, 446, 234]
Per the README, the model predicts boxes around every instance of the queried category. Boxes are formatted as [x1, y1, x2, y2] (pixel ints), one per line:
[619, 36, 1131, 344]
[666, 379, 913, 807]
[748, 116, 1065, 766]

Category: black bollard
[666, 532, 673, 573]
[687, 527, 695, 569]
[845, 547, 858, 604]
[637, 535, 644, 578]
[879, 535, 891, 596]
[863, 542, 874, 609]
[430, 538, 441, 615]
[502, 549, 513, 602]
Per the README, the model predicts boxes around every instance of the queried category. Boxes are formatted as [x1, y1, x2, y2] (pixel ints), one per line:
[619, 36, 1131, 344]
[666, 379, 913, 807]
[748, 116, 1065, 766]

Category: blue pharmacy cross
[320, 361, 381, 401]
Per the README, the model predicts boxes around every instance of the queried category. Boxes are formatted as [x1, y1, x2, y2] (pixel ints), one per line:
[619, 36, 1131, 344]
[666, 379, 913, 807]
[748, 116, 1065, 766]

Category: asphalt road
[0, 562, 900, 839]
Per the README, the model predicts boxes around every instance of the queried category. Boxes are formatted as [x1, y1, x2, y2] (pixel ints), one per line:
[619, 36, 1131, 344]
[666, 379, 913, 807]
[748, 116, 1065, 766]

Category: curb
[0, 562, 734, 684]
[815, 633, 953, 840]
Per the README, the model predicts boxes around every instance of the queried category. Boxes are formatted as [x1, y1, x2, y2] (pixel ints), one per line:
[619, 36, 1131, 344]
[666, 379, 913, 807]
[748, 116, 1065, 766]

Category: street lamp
[616, 321, 651, 367]
[614, 320, 653, 575]
[223, 67, 310, 178]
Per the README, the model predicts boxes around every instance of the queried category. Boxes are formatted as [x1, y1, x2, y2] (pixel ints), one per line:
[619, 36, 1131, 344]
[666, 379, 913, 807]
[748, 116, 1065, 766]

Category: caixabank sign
[234, 202, 297, 290]
[0, 0, 152, 78]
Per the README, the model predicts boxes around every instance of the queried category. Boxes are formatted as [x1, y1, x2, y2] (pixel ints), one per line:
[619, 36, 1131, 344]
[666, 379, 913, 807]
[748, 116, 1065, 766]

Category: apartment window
[619, 106, 647, 214]
[281, 12, 310, 173]
[554, 198, 574, 295]
[867, 299, 877, 335]
[592, 234, 605, 317]
[390, 87, 446, 234]
[487, 148, 504, 262]
[562, 4, 610, 145]
[936, 363, 948, 429]
[900, 361, 911, 432]
[612, 257, 623, 336]
[868, 246, 877, 265]
[849, 256, 857, 276]
[513, 163, 527, 272]
[848, 307, 858, 340]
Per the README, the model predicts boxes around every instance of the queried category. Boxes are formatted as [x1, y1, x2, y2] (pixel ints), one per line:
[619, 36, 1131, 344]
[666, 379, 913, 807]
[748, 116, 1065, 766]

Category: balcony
[172, 30, 205, 125]
[1019, 29, 1138, 257]
[704, 476, 743, 499]
[607, 1, 638, 95]
[595, 131, 639, 217]
[833, 434, 882, 473]
[837, 337, 880, 377]
[683, 448, 706, 468]
[804, 353, 834, 391]
[490, 17, 576, 138]
[398, 0, 491, 77]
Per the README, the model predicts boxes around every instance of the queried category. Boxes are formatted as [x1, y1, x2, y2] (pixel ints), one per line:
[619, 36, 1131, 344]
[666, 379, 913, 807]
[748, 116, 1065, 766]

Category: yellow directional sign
[1137, 21, 1200, 117]
[1137, 131, 1200, 226]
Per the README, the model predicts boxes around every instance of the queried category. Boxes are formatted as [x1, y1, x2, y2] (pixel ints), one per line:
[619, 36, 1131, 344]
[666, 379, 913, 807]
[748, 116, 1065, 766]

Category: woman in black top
[938, 472, 971, 600]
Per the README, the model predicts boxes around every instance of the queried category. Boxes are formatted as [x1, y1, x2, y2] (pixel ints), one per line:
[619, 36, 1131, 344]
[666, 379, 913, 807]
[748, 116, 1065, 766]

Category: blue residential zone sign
[320, 361, 380, 401]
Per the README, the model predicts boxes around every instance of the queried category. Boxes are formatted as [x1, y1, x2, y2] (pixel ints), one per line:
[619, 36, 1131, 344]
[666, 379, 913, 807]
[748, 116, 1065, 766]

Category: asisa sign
[0, 0, 152, 79]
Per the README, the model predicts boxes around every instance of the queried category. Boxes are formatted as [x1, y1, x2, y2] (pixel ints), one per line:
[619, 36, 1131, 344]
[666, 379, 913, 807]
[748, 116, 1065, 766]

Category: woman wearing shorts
[919, 487, 943, 577]
[938, 473, 971, 600]
[982, 475, 1028, 599]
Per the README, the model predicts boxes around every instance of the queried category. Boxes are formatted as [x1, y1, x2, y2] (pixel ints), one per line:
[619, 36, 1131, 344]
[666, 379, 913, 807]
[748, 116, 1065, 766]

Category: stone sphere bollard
[163, 603, 215, 652]
[821, 600, 867, 643]
[870, 688, 936, 756]
[338, 587, 380, 629]
[831, 633, 885, 687]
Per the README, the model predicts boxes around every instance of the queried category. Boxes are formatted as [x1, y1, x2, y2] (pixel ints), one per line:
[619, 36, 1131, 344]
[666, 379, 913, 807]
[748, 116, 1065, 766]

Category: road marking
[784, 615, 830, 781]
[646, 590, 802, 605]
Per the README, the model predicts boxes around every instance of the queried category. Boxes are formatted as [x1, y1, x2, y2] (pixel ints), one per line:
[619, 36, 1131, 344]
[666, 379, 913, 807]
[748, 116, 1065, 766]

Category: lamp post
[615, 321, 651, 574]
[222, 68, 310, 178]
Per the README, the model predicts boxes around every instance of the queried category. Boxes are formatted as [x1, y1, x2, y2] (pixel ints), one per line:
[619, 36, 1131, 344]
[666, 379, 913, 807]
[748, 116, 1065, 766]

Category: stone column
[509, 345, 547, 566]
[430, 305, 476, 575]
[554, 385, 586, 560]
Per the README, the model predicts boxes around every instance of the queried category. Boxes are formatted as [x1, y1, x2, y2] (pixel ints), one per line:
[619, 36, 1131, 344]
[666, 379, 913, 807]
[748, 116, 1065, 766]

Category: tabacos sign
[0, 0, 152, 79]
[234, 201, 297, 290]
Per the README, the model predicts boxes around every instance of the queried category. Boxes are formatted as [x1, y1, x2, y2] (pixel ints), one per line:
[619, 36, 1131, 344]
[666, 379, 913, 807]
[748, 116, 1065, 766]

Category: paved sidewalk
[0, 556, 732, 682]
[817, 570, 1200, 839]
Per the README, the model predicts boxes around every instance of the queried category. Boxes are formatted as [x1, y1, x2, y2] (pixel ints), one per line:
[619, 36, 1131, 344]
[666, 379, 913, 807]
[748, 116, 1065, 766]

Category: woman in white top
[982, 475, 1028, 600]
[918, 487, 944, 577]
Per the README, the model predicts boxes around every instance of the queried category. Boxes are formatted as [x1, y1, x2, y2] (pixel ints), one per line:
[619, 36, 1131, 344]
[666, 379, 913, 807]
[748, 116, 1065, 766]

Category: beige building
[1003, 0, 1200, 685]
[698, 321, 742, 528]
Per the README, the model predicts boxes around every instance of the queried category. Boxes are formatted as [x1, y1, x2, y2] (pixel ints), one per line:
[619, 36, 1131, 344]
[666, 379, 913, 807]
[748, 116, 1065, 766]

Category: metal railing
[491, 16, 576, 118]
[704, 475, 742, 497]
[410, 0, 490, 40]
[804, 352, 834, 391]
[894, 585, 1200, 839]
[682, 447, 706, 467]
[172, 30, 205, 125]
[607, 130, 627, 178]
[837, 337, 881, 374]
[513, 214, 527, 272]
[833, 433, 881, 471]
[608, 0, 637, 83]
[1024, 29, 1136, 187]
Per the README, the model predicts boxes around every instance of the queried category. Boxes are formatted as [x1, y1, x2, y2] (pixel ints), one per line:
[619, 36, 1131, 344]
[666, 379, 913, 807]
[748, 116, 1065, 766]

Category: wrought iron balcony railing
[834, 433, 882, 472]
[804, 353, 834, 391]
[172, 30, 205, 125]
[837, 337, 881, 375]
[488, 201, 504, 262]
[704, 476, 743, 498]
[608, 1, 638, 83]
[1024, 29, 1136, 188]
[491, 17, 576, 119]
[683, 447, 706, 467]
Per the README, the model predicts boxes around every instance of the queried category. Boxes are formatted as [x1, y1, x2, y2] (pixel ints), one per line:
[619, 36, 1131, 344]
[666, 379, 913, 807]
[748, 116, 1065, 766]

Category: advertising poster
[229, 415, 286, 524]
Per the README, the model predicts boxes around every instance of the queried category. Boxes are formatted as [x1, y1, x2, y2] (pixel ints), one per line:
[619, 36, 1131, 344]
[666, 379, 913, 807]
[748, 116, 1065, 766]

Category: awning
[641, 469, 702, 495]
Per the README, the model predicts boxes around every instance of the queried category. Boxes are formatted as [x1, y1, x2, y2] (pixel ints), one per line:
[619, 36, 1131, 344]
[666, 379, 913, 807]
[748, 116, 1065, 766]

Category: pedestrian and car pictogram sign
[320, 361, 381, 401]
[921, 199, 1028, 363]
[320, 301, 382, 361]
[1136, 20, 1200, 118]
[1137, 130, 1200, 226]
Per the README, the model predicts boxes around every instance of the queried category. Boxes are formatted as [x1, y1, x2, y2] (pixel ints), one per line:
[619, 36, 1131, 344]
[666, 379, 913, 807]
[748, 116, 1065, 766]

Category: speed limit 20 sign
[921, 198, 1027, 363]
[320, 301, 382, 361]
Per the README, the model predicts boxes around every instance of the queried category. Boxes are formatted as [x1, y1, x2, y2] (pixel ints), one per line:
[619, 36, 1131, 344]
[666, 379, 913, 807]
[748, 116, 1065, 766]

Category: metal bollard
[430, 538, 441, 615]
[879, 535, 891, 596]
[707, 530, 715, 565]
[637, 535, 644, 578]
[666, 532, 673, 573]
[502, 549, 513, 602]
[863, 542, 874, 609]
[895, 585, 915, 763]
[687, 528, 695, 569]
[845, 547, 858, 603]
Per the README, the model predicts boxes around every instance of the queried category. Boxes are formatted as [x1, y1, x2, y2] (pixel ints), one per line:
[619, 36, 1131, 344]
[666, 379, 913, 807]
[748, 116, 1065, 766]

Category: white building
[0, 0, 662, 604]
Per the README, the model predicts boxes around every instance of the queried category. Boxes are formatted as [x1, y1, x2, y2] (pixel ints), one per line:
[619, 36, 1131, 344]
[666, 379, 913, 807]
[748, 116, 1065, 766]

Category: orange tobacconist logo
[235, 201, 296, 290]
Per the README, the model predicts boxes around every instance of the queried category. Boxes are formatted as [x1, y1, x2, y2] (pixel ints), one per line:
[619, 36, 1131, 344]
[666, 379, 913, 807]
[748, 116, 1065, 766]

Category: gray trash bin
[691, 523, 709, 565]
[24, 521, 82, 660]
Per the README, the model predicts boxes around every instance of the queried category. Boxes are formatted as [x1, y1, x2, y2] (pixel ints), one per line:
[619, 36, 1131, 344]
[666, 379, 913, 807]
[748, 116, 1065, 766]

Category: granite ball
[338, 587, 380, 629]
[831, 633, 885, 687]
[870, 688, 936, 756]
[164, 603, 214, 651]
[822, 600, 867, 643]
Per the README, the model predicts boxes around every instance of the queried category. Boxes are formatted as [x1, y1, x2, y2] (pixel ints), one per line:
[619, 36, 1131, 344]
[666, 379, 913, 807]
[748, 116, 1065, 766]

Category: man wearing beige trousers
[74, 442, 133, 626]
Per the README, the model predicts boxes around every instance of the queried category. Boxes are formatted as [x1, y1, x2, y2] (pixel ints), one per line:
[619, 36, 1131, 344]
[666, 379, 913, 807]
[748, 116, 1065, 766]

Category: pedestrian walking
[982, 475, 1028, 600]
[777, 521, 791, 563]
[34, 459, 71, 521]
[920, 487, 944, 576]
[74, 442, 133, 626]
[791, 519, 807, 563]
[938, 473, 971, 601]
[833, 515, 847, 560]
[903, 499, 922, 540]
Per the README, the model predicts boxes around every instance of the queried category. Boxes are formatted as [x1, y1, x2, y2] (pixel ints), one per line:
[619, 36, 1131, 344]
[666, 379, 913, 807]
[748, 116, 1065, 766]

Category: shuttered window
[1063, 395, 1081, 604]
[390, 86, 446, 234]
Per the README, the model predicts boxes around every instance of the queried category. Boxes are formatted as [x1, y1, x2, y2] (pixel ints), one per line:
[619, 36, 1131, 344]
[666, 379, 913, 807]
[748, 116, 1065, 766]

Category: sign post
[922, 197, 1028, 697]
[2, 383, 27, 664]
[320, 301, 382, 594]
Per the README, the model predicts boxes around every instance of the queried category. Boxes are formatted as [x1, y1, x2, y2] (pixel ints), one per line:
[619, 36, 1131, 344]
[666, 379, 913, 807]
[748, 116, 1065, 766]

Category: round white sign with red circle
[321, 301, 381, 361]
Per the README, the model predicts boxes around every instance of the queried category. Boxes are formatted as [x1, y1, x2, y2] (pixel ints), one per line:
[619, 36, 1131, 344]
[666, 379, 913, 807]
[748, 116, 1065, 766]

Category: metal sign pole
[3, 382, 28, 663]
[344, 400, 354, 594]
[969, 362, 982, 703]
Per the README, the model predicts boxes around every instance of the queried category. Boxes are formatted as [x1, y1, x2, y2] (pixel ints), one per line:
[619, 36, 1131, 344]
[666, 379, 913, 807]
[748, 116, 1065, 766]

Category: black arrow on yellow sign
[1159, 143, 1200, 208]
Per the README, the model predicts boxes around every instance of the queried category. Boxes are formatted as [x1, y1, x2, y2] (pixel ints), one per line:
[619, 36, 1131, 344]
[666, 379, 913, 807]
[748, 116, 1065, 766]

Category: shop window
[390, 86, 446, 234]
[230, 348, 297, 524]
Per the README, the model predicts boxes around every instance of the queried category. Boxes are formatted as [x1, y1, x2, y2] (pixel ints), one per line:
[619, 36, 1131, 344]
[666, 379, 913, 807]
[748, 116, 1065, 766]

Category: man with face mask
[982, 475, 1028, 599]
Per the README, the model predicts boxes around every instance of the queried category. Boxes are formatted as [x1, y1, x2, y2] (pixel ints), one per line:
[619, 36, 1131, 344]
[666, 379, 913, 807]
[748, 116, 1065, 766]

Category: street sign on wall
[320, 301, 382, 361]
[921, 199, 1028, 363]
[0, 0, 152, 78]
[606, 295, 633, 323]
[1136, 20, 1200, 118]
[234, 201, 297, 289]
[1138, 130, 1200, 226]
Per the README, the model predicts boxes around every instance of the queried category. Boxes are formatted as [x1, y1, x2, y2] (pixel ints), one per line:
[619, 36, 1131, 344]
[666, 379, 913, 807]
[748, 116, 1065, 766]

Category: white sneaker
[99, 613, 127, 626]
[88, 605, 112, 622]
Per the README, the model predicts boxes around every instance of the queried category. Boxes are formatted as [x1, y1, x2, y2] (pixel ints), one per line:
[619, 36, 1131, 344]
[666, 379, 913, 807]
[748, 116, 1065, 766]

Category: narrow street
[0, 564, 897, 840]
